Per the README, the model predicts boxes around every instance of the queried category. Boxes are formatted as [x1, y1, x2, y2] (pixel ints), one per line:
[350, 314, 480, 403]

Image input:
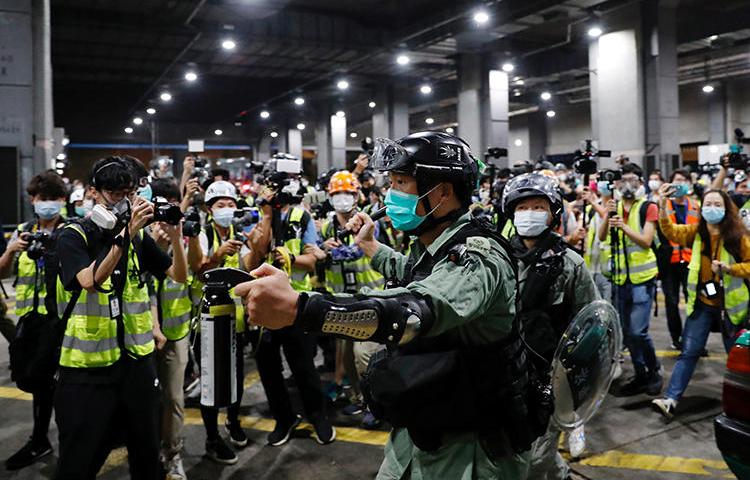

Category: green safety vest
[59, 224, 155, 368]
[500, 219, 516, 239]
[159, 274, 194, 341]
[606, 199, 659, 286]
[282, 207, 312, 292]
[202, 224, 246, 333]
[686, 235, 750, 325]
[321, 218, 384, 293]
[583, 206, 612, 278]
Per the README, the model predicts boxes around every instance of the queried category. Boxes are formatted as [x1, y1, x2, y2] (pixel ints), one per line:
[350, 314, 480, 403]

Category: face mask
[213, 207, 236, 228]
[34, 200, 62, 220]
[619, 182, 641, 200]
[282, 180, 301, 196]
[90, 204, 118, 230]
[672, 183, 690, 198]
[478, 189, 490, 203]
[596, 181, 612, 196]
[558, 174, 568, 183]
[648, 180, 662, 192]
[74, 206, 87, 217]
[301, 179, 310, 188]
[384, 186, 440, 232]
[513, 210, 550, 237]
[137, 184, 152, 201]
[702, 206, 725, 225]
[331, 193, 356, 213]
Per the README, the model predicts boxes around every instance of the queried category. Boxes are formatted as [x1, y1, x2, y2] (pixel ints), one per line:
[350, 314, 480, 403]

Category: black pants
[255, 326, 326, 423]
[199, 333, 245, 441]
[54, 356, 160, 480]
[662, 262, 689, 345]
[31, 382, 54, 443]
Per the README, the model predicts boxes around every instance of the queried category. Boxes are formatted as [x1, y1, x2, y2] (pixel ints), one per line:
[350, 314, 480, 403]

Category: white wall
[679, 85, 709, 144]
[508, 114, 530, 163]
[546, 103, 592, 155]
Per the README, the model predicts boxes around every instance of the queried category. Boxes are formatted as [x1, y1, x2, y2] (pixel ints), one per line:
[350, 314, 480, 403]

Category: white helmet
[205, 180, 238, 205]
[69, 188, 85, 203]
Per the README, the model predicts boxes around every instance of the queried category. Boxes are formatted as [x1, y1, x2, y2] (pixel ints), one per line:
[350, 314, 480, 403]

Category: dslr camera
[23, 231, 51, 261]
[598, 169, 622, 184]
[574, 140, 611, 175]
[152, 200, 183, 226]
[232, 208, 260, 240]
[182, 206, 202, 238]
[191, 157, 211, 186]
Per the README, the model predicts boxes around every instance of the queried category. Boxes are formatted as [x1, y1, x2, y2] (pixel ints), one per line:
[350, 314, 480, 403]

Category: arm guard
[295, 292, 434, 345]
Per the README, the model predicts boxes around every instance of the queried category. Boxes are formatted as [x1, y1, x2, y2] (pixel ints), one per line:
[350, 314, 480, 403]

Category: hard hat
[328, 170, 360, 194]
[205, 180, 238, 205]
[69, 188, 84, 203]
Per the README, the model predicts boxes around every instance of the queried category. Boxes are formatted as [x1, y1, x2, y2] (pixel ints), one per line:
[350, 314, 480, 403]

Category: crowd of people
[0, 130, 748, 480]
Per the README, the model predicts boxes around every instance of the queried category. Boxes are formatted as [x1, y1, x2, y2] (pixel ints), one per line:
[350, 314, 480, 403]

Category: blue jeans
[665, 302, 721, 401]
[616, 280, 659, 379]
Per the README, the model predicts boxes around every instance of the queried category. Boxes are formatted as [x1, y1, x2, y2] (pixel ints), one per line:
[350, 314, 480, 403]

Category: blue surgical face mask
[213, 207, 236, 228]
[513, 210, 550, 237]
[34, 200, 62, 220]
[597, 181, 612, 196]
[702, 206, 725, 225]
[672, 183, 690, 198]
[384, 186, 440, 232]
[137, 184, 152, 201]
[74, 206, 87, 217]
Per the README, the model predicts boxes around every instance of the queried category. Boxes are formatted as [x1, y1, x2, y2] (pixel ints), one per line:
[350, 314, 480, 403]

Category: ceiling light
[124, 127, 134, 134]
[350, 132, 358, 138]
[502, 62, 515, 73]
[55, 161, 65, 169]
[185, 71, 198, 82]
[473, 10, 489, 25]
[296, 123, 306, 130]
[160, 92, 172, 102]
[337, 79, 349, 90]
[546, 110, 556, 118]
[425, 117, 434, 125]
[270, 131, 279, 138]
[513, 90, 522, 97]
[514, 79, 525, 86]
[588, 26, 603, 38]
[445, 127, 454, 133]
[335, 110, 345, 118]
[368, 101, 376, 108]
[709, 35, 718, 41]
[132, 117, 143, 125]
[396, 54, 410, 66]
[62, 137, 70, 146]
[55, 169, 64, 175]
[514, 138, 523, 147]
[222, 39, 236, 50]
[56, 153, 66, 160]
[540, 91, 552, 101]
[294, 96, 305, 106]
[702, 84, 715, 93]
[260, 110, 270, 119]
[214, 129, 223, 136]
[420, 84, 433, 95]
[146, 107, 156, 115]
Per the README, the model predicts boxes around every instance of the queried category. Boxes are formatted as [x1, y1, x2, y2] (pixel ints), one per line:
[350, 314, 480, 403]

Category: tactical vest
[665, 198, 700, 264]
[321, 218, 383, 293]
[686, 235, 750, 325]
[607, 199, 658, 286]
[59, 224, 155, 368]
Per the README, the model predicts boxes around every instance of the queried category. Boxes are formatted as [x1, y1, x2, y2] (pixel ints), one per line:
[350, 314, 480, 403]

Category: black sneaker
[267, 415, 302, 447]
[5, 437, 52, 471]
[312, 417, 336, 445]
[620, 376, 649, 396]
[646, 371, 663, 396]
[342, 403, 365, 416]
[224, 419, 248, 448]
[205, 437, 238, 465]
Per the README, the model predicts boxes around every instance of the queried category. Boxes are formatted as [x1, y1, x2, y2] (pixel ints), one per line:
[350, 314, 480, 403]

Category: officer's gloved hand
[235, 264, 298, 330]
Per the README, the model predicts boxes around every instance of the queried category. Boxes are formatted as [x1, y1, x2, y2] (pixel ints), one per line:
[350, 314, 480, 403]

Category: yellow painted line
[244, 370, 260, 389]
[655, 350, 727, 362]
[577, 450, 733, 477]
[0, 386, 32, 401]
[99, 447, 128, 475]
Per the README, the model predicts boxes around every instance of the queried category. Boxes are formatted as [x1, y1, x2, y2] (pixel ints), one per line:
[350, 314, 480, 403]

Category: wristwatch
[112, 234, 125, 248]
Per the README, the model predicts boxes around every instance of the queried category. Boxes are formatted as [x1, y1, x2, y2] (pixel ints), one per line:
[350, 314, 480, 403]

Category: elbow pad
[296, 292, 434, 345]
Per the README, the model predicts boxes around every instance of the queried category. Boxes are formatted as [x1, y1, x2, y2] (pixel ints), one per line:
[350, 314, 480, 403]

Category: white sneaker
[651, 397, 677, 420]
[613, 362, 623, 380]
[165, 453, 187, 480]
[568, 425, 586, 458]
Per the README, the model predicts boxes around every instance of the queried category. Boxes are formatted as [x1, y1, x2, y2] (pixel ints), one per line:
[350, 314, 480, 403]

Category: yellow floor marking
[0, 386, 32, 401]
[655, 350, 727, 362]
[99, 447, 128, 475]
[577, 450, 733, 477]
[243, 370, 260, 389]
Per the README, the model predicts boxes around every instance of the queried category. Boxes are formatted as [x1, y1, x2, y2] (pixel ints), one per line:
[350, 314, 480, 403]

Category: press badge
[703, 281, 719, 299]
[109, 295, 121, 318]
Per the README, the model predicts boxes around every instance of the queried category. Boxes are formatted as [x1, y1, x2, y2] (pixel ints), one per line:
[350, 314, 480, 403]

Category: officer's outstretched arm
[296, 291, 434, 345]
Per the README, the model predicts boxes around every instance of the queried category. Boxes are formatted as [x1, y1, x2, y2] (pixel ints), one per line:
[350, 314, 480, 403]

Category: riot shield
[551, 300, 622, 430]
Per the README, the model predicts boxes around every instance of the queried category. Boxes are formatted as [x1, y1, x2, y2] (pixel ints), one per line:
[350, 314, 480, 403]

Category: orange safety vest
[665, 197, 700, 264]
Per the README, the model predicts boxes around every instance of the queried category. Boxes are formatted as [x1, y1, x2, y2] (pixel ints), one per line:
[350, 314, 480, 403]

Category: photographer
[581, 178, 613, 301]
[652, 185, 750, 419]
[0, 170, 67, 471]
[710, 159, 750, 230]
[53, 156, 187, 479]
[598, 163, 662, 396]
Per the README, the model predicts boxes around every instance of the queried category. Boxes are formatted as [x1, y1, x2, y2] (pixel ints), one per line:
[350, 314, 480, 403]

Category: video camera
[598, 169, 622, 184]
[191, 157, 211, 186]
[152, 200, 183, 226]
[259, 154, 303, 207]
[303, 190, 330, 220]
[23, 231, 51, 261]
[725, 128, 749, 170]
[232, 208, 260, 241]
[182, 206, 202, 238]
[361, 137, 374, 156]
[574, 140, 611, 175]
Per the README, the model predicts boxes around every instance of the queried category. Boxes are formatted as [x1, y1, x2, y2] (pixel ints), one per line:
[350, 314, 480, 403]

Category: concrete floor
[0, 287, 734, 479]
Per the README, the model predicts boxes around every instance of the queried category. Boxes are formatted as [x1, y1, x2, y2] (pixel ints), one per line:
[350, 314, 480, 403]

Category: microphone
[337, 206, 387, 241]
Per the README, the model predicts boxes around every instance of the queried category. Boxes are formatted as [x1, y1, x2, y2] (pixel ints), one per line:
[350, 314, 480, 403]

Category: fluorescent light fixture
[160, 92, 172, 102]
[502, 62, 514, 73]
[260, 110, 270, 119]
[396, 54, 410, 65]
[124, 127, 134, 134]
[296, 123, 306, 130]
[222, 39, 236, 50]
[368, 101, 376, 108]
[185, 71, 198, 82]
[133, 117, 143, 125]
[588, 26, 603, 38]
[337, 79, 349, 90]
[294, 96, 305, 106]
[546, 110, 556, 118]
[473, 10, 489, 25]
[702, 84, 715, 93]
[146, 107, 156, 115]
[214, 129, 223, 136]
[270, 131, 279, 138]
[540, 91, 552, 101]
[425, 117, 434, 125]
[335, 110, 345, 118]
[420, 84, 433, 95]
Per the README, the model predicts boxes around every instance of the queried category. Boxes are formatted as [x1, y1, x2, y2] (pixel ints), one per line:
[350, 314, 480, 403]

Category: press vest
[665, 198, 700, 264]
[59, 225, 155, 368]
[203, 224, 245, 333]
[281, 207, 312, 292]
[607, 199, 658, 286]
[686, 235, 750, 325]
[159, 274, 194, 341]
[583, 206, 611, 277]
[321, 217, 383, 293]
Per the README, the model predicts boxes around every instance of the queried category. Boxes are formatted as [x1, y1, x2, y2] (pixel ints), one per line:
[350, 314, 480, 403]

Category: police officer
[502, 172, 599, 479]
[54, 156, 187, 479]
[0, 170, 68, 470]
[237, 132, 542, 479]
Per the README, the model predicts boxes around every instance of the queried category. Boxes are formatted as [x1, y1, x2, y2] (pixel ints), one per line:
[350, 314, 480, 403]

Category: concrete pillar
[643, 2, 680, 172]
[484, 70, 509, 166]
[275, 129, 288, 155]
[725, 80, 750, 143]
[589, 41, 600, 141]
[258, 136, 272, 163]
[708, 85, 727, 145]
[330, 114, 346, 169]
[390, 85, 409, 139]
[528, 111, 548, 163]
[457, 53, 484, 154]
[287, 128, 302, 160]
[314, 118, 330, 173]
[372, 88, 390, 139]
[32, 0, 53, 172]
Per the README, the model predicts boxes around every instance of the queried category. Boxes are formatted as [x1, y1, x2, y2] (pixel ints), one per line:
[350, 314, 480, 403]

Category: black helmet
[502, 172, 563, 223]
[369, 131, 480, 202]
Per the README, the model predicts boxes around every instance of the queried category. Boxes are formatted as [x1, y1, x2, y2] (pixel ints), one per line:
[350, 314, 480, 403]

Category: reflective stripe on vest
[285, 207, 311, 292]
[607, 199, 658, 286]
[160, 276, 193, 341]
[321, 219, 384, 293]
[59, 224, 155, 368]
[665, 198, 700, 264]
[686, 235, 750, 325]
[209, 225, 245, 332]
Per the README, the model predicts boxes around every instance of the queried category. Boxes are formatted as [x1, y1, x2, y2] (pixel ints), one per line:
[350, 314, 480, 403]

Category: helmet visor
[369, 138, 411, 172]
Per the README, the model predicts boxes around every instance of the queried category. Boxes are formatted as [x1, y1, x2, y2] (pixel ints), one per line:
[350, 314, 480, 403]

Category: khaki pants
[353, 341, 383, 376]
[156, 336, 188, 459]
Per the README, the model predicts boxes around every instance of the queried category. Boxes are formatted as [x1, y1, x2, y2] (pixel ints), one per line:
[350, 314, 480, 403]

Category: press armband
[295, 292, 434, 345]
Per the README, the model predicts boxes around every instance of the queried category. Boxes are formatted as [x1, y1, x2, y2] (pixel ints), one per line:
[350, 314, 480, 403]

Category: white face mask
[514, 210, 550, 237]
[478, 189, 490, 203]
[648, 180, 662, 192]
[213, 207, 236, 228]
[331, 193, 356, 213]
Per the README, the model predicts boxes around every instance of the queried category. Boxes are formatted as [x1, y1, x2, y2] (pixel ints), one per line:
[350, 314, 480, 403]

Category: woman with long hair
[652, 186, 750, 419]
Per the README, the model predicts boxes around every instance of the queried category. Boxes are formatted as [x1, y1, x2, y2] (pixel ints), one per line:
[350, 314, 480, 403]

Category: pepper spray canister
[199, 282, 238, 408]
